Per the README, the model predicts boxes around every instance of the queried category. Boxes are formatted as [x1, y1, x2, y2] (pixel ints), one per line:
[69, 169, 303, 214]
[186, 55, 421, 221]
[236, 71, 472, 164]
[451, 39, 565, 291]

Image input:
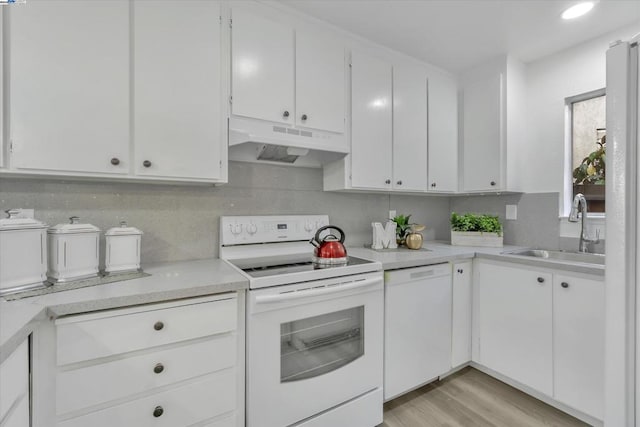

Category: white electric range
[220, 215, 384, 427]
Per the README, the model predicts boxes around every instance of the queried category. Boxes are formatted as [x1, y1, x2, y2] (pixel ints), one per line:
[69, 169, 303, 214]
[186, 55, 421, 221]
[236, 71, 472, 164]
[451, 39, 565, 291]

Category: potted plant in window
[573, 131, 605, 210]
[450, 212, 503, 247]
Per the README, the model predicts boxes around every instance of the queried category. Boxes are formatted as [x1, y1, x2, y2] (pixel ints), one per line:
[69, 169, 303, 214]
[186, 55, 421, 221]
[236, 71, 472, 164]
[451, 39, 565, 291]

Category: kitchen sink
[505, 249, 605, 265]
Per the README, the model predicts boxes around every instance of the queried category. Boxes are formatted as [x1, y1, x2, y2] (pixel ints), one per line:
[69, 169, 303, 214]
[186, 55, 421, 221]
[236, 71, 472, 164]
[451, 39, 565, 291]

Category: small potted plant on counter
[392, 214, 412, 246]
[450, 212, 503, 247]
[392, 214, 426, 249]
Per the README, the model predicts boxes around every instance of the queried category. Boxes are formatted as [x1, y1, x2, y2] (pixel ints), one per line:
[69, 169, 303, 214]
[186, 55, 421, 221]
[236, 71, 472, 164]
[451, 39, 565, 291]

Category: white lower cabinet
[475, 259, 605, 421]
[0, 339, 30, 427]
[384, 264, 452, 400]
[451, 261, 472, 367]
[476, 261, 553, 396]
[553, 274, 605, 420]
[55, 294, 241, 427]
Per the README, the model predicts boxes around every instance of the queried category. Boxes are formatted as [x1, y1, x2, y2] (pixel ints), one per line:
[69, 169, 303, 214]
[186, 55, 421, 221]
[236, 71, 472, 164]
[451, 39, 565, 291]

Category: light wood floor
[382, 367, 589, 427]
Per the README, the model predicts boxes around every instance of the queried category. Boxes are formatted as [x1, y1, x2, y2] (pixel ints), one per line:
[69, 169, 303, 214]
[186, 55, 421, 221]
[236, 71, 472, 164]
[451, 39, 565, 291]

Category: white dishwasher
[384, 263, 452, 401]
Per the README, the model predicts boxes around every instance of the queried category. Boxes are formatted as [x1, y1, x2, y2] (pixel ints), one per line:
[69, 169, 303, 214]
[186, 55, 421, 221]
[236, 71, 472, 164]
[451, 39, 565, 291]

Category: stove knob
[304, 222, 314, 232]
[230, 223, 243, 235]
[247, 223, 258, 235]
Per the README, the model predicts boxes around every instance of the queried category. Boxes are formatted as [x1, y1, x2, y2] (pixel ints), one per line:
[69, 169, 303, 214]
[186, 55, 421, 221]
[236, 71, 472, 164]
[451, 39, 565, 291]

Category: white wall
[521, 24, 639, 215]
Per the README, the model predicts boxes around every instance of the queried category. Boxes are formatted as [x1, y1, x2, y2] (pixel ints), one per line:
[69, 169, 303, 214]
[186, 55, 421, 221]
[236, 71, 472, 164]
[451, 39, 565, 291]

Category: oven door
[246, 272, 384, 427]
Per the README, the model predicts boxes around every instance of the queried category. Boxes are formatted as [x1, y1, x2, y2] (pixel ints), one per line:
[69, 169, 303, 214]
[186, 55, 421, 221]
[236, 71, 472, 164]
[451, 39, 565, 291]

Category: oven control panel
[220, 215, 330, 246]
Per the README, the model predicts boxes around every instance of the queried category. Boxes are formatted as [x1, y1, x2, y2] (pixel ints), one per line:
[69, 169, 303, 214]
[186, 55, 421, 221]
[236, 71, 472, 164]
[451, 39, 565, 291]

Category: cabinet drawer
[57, 370, 236, 427]
[57, 296, 237, 365]
[0, 339, 29, 421]
[57, 334, 236, 415]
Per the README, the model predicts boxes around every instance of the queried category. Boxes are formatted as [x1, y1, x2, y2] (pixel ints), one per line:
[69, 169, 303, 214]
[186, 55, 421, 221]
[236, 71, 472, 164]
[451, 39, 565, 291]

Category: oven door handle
[255, 277, 381, 305]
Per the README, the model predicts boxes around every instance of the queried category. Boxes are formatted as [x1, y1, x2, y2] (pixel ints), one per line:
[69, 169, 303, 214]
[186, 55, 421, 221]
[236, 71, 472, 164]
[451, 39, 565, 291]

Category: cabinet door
[451, 261, 472, 367]
[296, 28, 345, 133]
[231, 9, 294, 125]
[553, 275, 604, 419]
[392, 64, 428, 191]
[0, 339, 29, 425]
[134, 0, 223, 181]
[462, 73, 503, 191]
[350, 52, 392, 190]
[384, 265, 452, 400]
[10, 0, 129, 175]
[477, 262, 552, 395]
[428, 74, 458, 192]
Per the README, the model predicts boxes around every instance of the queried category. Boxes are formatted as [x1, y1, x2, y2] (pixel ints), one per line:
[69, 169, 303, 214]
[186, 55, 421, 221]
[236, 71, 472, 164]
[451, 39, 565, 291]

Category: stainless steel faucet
[568, 193, 600, 252]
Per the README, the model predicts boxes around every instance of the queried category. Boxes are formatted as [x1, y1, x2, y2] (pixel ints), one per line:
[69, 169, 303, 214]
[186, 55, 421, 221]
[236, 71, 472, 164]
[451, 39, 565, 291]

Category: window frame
[563, 88, 606, 217]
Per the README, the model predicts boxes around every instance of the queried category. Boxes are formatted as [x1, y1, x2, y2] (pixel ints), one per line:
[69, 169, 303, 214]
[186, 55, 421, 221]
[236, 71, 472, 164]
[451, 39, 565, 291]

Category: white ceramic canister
[104, 221, 143, 274]
[47, 217, 100, 282]
[0, 209, 48, 295]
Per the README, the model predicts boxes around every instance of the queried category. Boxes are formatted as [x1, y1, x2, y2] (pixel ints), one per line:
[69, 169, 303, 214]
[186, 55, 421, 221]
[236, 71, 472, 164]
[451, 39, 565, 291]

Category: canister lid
[105, 221, 143, 236]
[0, 209, 48, 231]
[48, 216, 101, 234]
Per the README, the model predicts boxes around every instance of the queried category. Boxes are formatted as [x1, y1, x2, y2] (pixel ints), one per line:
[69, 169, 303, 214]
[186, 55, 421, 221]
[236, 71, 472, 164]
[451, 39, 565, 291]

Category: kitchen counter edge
[0, 258, 248, 363]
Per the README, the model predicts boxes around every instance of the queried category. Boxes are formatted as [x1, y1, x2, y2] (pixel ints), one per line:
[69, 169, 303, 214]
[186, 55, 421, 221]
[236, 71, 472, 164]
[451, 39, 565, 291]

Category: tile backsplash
[0, 162, 452, 265]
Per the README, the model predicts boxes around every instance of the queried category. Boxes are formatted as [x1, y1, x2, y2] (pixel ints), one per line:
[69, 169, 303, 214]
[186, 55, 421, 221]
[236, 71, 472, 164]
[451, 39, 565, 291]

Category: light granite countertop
[347, 242, 525, 270]
[1, 243, 605, 362]
[0, 258, 248, 363]
[349, 241, 605, 277]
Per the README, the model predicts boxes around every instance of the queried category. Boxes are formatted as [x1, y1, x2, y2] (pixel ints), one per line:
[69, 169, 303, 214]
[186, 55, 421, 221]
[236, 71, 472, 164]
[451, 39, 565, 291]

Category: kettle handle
[314, 225, 345, 244]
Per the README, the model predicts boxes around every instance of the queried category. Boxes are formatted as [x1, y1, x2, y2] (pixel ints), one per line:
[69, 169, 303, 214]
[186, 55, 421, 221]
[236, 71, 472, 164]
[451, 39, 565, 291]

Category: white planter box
[451, 231, 503, 247]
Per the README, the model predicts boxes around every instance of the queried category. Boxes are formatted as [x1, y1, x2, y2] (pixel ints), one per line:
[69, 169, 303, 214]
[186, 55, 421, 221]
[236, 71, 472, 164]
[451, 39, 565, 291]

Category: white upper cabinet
[231, 9, 295, 125]
[231, 9, 345, 135]
[461, 56, 525, 192]
[428, 73, 458, 192]
[9, 0, 130, 175]
[553, 274, 605, 420]
[295, 28, 345, 133]
[462, 73, 503, 191]
[392, 64, 428, 191]
[350, 51, 393, 190]
[134, 0, 224, 181]
[324, 53, 458, 194]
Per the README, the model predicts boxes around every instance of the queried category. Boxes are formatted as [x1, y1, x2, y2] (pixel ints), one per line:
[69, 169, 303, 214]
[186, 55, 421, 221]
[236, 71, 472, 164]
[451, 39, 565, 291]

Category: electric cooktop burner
[232, 255, 374, 279]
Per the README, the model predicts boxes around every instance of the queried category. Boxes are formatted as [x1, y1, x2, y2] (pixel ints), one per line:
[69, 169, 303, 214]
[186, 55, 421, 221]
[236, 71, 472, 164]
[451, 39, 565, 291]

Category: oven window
[280, 306, 364, 382]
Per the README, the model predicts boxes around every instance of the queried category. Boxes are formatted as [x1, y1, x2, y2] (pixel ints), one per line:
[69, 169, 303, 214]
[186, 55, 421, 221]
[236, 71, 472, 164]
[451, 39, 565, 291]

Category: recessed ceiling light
[562, 2, 595, 20]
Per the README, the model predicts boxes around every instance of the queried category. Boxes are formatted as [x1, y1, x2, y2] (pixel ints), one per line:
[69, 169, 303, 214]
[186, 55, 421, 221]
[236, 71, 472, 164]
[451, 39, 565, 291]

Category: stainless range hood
[229, 116, 349, 168]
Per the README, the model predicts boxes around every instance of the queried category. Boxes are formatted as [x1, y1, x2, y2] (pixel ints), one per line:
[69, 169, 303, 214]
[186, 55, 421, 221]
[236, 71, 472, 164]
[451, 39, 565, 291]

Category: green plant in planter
[391, 214, 413, 242]
[573, 134, 606, 185]
[450, 212, 502, 236]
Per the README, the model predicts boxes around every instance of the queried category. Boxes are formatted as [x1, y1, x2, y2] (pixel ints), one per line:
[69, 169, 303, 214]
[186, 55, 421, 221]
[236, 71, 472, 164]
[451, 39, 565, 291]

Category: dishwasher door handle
[255, 277, 382, 305]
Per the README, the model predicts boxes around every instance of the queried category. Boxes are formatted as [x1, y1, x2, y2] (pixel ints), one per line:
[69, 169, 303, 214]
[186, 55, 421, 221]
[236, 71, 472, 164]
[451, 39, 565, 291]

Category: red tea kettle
[310, 225, 348, 264]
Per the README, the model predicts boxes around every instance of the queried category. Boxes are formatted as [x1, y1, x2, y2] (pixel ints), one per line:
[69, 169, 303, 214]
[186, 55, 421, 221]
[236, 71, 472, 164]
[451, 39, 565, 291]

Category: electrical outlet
[389, 210, 396, 220]
[506, 205, 517, 220]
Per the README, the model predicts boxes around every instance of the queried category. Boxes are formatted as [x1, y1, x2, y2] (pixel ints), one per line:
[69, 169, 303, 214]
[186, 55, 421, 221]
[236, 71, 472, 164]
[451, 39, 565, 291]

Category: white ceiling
[280, 0, 640, 73]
